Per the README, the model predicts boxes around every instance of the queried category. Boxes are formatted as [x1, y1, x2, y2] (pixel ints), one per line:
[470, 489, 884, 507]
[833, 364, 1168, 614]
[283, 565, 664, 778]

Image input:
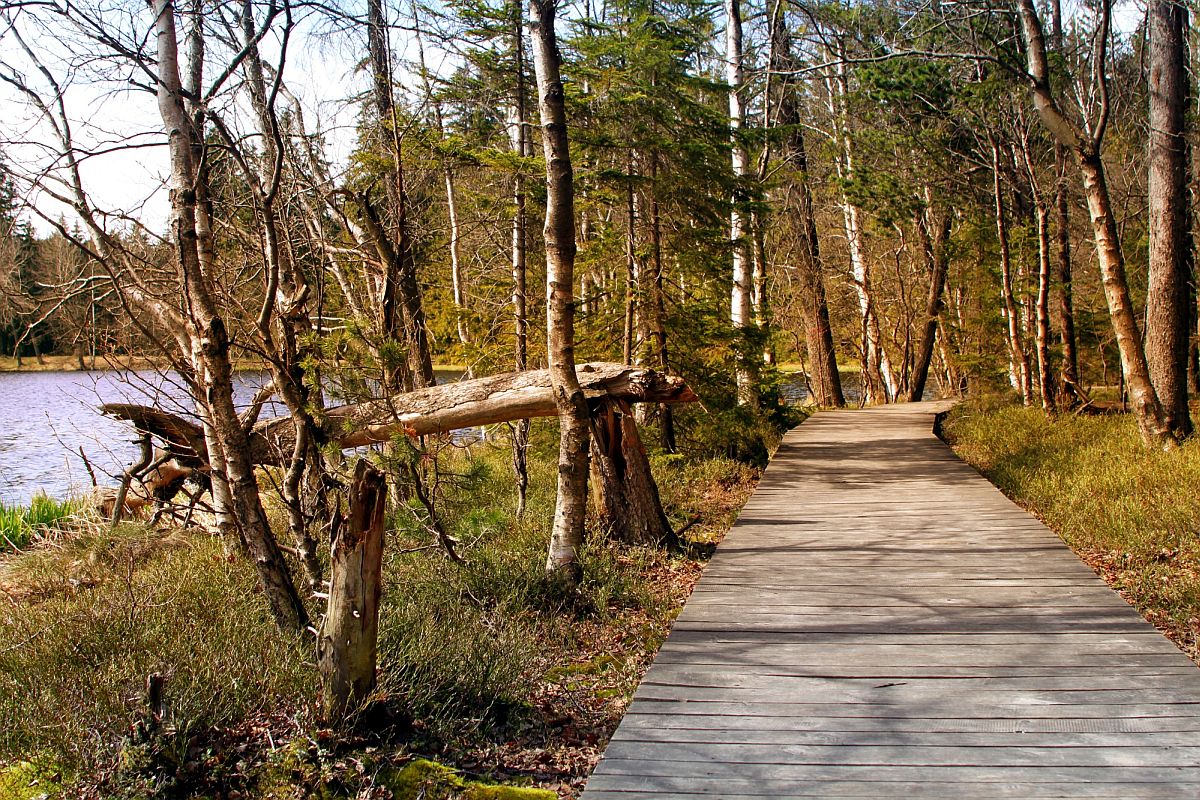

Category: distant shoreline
[0, 354, 468, 374]
[0, 354, 253, 373]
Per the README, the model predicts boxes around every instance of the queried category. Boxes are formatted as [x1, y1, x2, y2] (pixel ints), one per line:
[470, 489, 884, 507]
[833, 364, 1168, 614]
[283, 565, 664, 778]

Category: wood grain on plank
[581, 402, 1200, 799]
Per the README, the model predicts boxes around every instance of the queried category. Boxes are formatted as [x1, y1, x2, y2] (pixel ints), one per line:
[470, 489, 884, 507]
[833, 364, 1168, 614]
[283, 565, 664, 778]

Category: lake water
[0, 368, 863, 506]
[0, 370, 279, 506]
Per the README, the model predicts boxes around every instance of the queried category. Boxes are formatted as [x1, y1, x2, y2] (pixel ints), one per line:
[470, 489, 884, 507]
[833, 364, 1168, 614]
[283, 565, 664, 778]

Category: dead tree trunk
[589, 398, 674, 546]
[317, 460, 387, 721]
[104, 364, 695, 470]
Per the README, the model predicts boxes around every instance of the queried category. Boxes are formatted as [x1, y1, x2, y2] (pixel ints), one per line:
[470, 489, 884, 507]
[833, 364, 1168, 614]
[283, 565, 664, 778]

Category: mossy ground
[942, 396, 1200, 660]
[0, 419, 769, 798]
[0, 759, 61, 800]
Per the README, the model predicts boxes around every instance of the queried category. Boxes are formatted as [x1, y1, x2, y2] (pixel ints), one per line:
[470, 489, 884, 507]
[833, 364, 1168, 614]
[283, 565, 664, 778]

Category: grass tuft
[0, 525, 316, 779]
[0, 494, 83, 552]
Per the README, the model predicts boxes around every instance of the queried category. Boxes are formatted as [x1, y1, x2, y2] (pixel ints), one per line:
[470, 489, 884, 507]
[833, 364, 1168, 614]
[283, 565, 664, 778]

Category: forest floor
[0, 419, 770, 800]
[942, 396, 1200, 664]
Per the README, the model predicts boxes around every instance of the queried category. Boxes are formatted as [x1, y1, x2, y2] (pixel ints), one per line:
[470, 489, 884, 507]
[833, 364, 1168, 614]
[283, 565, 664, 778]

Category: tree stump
[317, 460, 387, 721]
[589, 398, 675, 546]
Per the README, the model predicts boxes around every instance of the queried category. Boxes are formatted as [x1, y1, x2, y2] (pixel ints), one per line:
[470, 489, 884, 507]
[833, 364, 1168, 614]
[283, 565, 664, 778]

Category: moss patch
[0, 760, 60, 800]
[382, 759, 555, 800]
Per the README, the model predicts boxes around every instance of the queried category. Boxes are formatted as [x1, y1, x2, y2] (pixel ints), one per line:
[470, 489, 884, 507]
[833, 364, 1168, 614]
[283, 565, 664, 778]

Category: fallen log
[256, 361, 695, 462]
[103, 363, 697, 468]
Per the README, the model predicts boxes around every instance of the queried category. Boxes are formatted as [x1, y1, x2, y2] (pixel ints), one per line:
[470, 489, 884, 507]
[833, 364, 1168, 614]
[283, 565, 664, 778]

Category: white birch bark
[726, 0, 756, 404]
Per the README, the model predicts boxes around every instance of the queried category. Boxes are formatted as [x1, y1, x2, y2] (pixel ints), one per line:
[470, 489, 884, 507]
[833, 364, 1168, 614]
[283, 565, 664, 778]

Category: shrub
[0, 526, 315, 776]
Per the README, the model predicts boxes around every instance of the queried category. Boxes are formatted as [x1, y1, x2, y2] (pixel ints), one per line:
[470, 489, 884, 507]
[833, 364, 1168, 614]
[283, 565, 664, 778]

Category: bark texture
[589, 398, 675, 546]
[532, 0, 591, 580]
[1146, 0, 1193, 436]
[1017, 0, 1176, 448]
[317, 460, 387, 721]
[104, 363, 695, 469]
[1050, 0, 1082, 406]
[725, 0, 756, 405]
[992, 141, 1032, 406]
[909, 207, 951, 403]
[509, 0, 531, 513]
[366, 0, 435, 391]
[773, 13, 843, 408]
[151, 0, 308, 633]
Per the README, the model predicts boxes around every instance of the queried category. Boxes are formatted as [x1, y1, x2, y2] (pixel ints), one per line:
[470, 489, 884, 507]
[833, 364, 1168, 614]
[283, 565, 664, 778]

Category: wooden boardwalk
[582, 402, 1200, 799]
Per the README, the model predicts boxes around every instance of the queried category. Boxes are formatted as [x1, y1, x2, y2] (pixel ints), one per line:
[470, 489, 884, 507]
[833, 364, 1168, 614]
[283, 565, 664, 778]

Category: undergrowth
[942, 396, 1200, 659]
[0, 416, 772, 798]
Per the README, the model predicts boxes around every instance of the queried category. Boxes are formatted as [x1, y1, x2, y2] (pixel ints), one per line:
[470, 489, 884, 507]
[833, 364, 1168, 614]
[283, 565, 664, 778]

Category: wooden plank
[636, 669, 1200, 693]
[610, 727, 1200, 746]
[652, 652, 1185, 671]
[616, 712, 1200, 733]
[580, 402, 1200, 798]
[584, 777, 1200, 799]
[597, 740, 1200, 768]
[621, 698, 1200, 719]
[590, 759, 1200, 782]
[654, 631, 1186, 650]
[630, 683, 1200, 707]
[631, 670, 1200, 702]
[639, 664, 1200, 680]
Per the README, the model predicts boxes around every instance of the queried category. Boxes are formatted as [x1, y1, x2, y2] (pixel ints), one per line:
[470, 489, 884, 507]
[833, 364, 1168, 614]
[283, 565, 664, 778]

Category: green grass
[942, 397, 1200, 659]
[0, 494, 83, 551]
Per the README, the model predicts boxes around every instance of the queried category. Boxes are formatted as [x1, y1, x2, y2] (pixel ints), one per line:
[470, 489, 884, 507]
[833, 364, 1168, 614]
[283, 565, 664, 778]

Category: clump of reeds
[0, 493, 83, 551]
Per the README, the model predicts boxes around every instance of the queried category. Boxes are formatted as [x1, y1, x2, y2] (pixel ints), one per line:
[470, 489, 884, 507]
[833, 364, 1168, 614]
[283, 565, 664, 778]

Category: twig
[78, 447, 98, 488]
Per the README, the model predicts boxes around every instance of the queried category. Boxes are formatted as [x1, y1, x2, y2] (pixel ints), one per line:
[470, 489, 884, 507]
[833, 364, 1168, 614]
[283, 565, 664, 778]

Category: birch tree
[725, 0, 757, 405]
[1016, 0, 1177, 448]
[530, 0, 591, 580]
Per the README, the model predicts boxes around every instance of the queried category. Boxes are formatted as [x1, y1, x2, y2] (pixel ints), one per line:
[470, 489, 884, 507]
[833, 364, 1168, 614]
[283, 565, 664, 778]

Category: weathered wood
[582, 402, 1200, 798]
[589, 397, 675, 546]
[584, 775, 1200, 799]
[102, 363, 695, 469]
[316, 460, 387, 721]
